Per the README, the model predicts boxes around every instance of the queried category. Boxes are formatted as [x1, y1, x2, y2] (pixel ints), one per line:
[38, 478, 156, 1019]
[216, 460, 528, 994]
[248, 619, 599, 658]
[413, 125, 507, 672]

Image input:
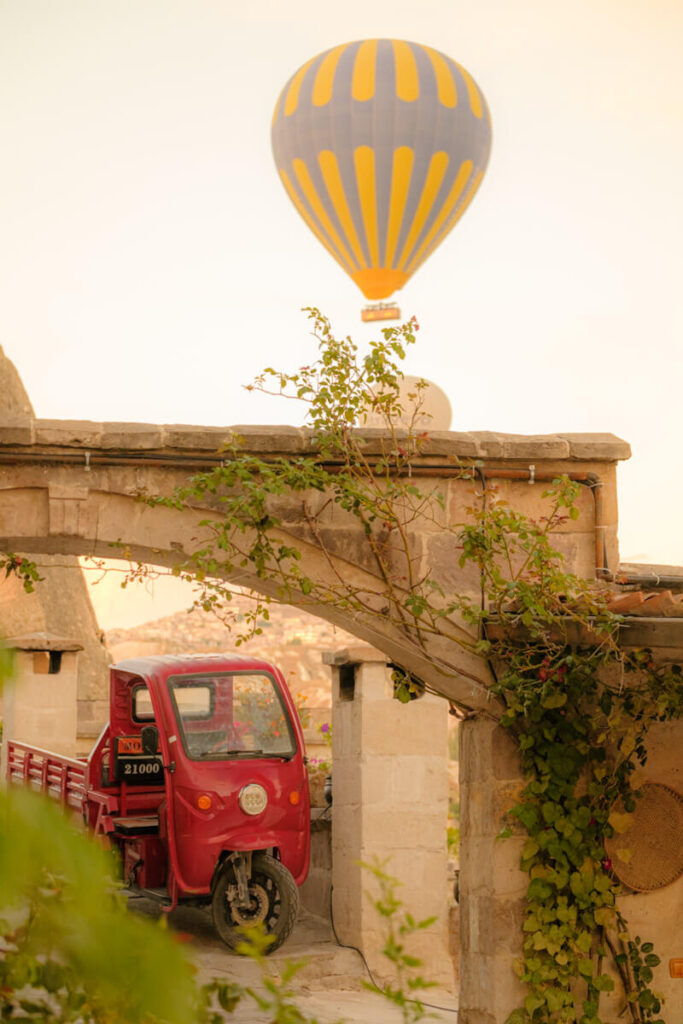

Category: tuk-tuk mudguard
[170, 814, 310, 893]
[211, 828, 311, 889]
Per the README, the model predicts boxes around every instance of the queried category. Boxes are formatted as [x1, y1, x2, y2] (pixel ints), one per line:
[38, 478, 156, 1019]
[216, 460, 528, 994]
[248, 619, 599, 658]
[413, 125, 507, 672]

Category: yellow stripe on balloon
[423, 46, 457, 107]
[454, 62, 483, 118]
[313, 44, 349, 106]
[292, 159, 356, 272]
[449, 168, 484, 224]
[397, 151, 450, 270]
[412, 169, 484, 271]
[354, 146, 379, 265]
[279, 169, 348, 272]
[284, 57, 316, 117]
[352, 40, 377, 101]
[318, 150, 366, 269]
[384, 147, 414, 269]
[405, 159, 472, 274]
[392, 40, 419, 101]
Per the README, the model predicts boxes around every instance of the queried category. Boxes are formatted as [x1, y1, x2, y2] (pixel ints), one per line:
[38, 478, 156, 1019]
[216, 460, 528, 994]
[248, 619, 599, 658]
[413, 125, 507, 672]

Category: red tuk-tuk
[8, 653, 311, 952]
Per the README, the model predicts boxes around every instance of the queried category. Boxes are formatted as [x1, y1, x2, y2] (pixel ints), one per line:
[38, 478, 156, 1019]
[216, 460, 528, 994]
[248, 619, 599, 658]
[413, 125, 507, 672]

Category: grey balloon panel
[271, 40, 492, 275]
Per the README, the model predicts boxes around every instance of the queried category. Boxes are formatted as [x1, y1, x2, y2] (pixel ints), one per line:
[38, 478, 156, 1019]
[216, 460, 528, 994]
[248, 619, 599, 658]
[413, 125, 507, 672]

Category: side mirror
[141, 725, 159, 756]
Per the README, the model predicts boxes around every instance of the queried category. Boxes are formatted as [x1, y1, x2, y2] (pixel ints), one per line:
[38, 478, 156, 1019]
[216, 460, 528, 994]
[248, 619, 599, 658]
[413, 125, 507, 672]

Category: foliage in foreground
[0, 787, 198, 1023]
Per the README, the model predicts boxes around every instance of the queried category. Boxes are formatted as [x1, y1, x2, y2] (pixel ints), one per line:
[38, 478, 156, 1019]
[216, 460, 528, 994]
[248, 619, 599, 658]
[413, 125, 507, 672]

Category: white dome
[363, 375, 452, 431]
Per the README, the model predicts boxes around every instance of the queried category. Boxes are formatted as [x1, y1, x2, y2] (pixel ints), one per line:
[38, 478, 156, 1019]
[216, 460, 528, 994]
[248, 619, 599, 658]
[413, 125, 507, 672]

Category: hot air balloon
[271, 39, 492, 317]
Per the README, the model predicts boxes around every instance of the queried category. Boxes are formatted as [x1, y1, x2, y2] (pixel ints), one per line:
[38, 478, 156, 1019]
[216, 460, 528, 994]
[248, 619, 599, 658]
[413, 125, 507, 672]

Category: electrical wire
[327, 884, 459, 1017]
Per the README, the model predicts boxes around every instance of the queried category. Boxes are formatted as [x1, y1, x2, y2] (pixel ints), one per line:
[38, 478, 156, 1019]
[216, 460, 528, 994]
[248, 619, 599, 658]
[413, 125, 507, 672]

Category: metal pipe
[475, 468, 607, 576]
[610, 572, 683, 590]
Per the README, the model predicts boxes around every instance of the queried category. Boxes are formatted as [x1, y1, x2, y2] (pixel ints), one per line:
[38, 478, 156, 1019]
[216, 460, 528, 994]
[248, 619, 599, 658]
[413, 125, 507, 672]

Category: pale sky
[1, 1, 682, 628]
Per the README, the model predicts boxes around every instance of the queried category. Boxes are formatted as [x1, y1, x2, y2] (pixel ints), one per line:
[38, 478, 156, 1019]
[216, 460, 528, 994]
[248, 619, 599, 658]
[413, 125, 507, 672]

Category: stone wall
[300, 815, 332, 920]
[0, 347, 111, 741]
[458, 718, 527, 1023]
[328, 645, 454, 989]
[458, 670, 683, 1023]
[1, 645, 80, 761]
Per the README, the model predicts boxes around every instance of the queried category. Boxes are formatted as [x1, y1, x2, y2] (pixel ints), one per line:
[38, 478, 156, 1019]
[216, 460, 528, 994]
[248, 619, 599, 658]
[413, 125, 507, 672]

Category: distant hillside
[106, 598, 356, 709]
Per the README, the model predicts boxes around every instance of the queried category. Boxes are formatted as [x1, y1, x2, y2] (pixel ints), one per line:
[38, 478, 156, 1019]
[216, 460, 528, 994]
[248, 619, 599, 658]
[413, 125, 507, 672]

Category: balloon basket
[361, 302, 401, 323]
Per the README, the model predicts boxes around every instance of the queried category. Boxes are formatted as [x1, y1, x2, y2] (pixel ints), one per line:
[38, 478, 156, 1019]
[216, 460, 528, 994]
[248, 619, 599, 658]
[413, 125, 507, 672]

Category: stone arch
[0, 420, 629, 711]
[1, 472, 494, 712]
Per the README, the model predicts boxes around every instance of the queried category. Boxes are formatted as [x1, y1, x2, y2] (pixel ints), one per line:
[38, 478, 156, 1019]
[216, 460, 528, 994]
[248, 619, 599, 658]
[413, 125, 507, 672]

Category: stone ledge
[557, 433, 632, 461]
[33, 420, 105, 446]
[487, 615, 683, 648]
[323, 644, 388, 665]
[0, 421, 33, 444]
[4, 631, 84, 652]
[0, 421, 631, 464]
[101, 423, 165, 449]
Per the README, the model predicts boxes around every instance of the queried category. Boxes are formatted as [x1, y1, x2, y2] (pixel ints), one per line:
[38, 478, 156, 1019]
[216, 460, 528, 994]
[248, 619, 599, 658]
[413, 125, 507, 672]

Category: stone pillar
[458, 716, 527, 1023]
[325, 644, 453, 988]
[1, 632, 83, 781]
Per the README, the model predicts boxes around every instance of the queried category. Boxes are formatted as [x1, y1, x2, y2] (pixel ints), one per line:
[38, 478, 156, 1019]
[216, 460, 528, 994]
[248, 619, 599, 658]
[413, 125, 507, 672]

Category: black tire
[211, 852, 299, 954]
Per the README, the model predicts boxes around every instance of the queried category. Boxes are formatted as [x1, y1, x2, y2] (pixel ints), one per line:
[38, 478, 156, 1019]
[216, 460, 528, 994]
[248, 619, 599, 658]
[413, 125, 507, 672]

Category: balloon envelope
[271, 39, 492, 300]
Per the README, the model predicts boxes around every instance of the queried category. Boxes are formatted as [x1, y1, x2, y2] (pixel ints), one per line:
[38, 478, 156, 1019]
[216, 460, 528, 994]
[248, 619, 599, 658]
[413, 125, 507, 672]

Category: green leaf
[542, 692, 568, 709]
[504, 1011, 529, 1024]
[545, 987, 566, 1012]
[515, 804, 539, 831]
[593, 907, 614, 927]
[527, 878, 552, 901]
[577, 958, 594, 978]
[593, 974, 615, 992]
[521, 839, 540, 860]
[608, 811, 633, 834]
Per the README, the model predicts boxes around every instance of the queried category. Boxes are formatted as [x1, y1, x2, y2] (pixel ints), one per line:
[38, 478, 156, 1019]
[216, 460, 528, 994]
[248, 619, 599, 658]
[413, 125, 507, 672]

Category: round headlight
[238, 783, 268, 816]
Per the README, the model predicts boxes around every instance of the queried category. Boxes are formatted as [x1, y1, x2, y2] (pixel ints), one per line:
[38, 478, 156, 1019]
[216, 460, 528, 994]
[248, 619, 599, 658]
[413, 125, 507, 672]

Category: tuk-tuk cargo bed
[6, 741, 87, 813]
[112, 815, 160, 835]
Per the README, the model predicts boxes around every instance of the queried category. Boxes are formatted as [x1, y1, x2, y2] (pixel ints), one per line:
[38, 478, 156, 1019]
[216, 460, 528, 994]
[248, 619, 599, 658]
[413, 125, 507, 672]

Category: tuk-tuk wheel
[212, 852, 299, 954]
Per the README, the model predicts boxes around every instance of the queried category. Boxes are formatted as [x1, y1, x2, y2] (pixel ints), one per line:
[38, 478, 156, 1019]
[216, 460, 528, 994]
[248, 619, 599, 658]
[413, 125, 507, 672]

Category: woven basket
[605, 782, 683, 892]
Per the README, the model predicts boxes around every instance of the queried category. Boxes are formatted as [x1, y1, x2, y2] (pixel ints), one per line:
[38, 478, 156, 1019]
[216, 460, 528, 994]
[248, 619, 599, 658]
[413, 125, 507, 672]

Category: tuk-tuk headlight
[238, 783, 268, 816]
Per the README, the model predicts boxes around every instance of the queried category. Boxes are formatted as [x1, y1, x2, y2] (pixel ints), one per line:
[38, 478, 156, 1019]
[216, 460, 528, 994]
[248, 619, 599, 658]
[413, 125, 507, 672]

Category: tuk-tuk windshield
[168, 673, 296, 760]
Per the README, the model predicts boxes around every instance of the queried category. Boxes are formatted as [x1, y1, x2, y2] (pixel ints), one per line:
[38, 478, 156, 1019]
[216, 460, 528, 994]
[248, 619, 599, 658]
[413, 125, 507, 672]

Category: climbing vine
[457, 485, 683, 1023]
